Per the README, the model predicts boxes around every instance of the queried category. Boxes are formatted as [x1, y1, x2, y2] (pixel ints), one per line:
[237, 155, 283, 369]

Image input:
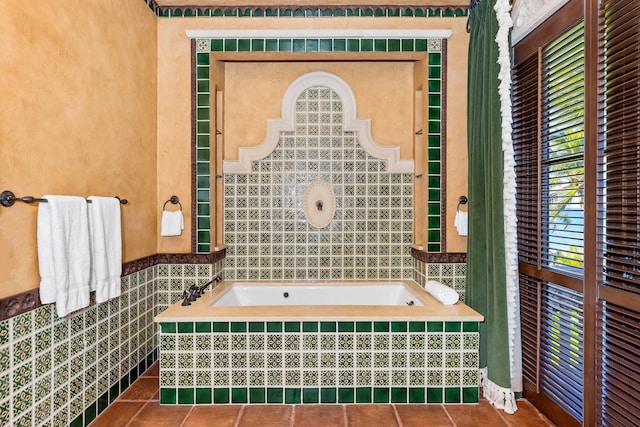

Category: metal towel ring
[163, 195, 182, 211]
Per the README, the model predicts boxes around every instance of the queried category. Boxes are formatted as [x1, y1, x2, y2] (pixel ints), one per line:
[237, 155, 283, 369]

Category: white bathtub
[155, 280, 482, 322]
[211, 282, 425, 307]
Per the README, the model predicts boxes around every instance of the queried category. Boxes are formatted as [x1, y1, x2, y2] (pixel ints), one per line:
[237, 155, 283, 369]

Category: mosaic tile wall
[158, 320, 479, 405]
[413, 260, 467, 303]
[0, 267, 157, 427]
[223, 85, 414, 280]
[155, 259, 224, 312]
[195, 37, 444, 254]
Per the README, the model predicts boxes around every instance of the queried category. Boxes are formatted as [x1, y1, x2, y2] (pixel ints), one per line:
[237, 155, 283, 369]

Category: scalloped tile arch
[223, 71, 414, 174]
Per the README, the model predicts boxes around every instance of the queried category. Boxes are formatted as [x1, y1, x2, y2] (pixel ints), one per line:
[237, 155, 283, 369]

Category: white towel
[161, 210, 184, 237]
[88, 196, 122, 303]
[37, 195, 91, 317]
[454, 210, 468, 236]
[425, 280, 460, 305]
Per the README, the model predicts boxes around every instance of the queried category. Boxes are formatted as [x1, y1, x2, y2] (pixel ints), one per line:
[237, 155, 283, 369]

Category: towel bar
[0, 191, 128, 208]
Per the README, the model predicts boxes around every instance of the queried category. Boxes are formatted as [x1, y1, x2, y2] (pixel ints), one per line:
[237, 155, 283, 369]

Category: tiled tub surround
[223, 84, 416, 281]
[0, 259, 221, 427]
[155, 280, 482, 405]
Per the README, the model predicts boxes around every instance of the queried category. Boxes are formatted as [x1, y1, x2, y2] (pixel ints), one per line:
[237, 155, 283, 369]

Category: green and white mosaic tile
[413, 259, 467, 302]
[159, 320, 479, 405]
[223, 85, 415, 280]
[0, 267, 159, 427]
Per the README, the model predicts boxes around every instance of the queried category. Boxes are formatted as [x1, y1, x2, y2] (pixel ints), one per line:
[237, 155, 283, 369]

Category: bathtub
[155, 280, 483, 406]
[211, 282, 425, 307]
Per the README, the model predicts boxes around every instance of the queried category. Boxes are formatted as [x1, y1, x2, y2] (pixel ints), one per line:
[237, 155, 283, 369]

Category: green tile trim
[196, 388, 213, 404]
[178, 388, 195, 404]
[356, 387, 372, 403]
[373, 387, 390, 403]
[426, 49, 442, 252]
[463, 322, 479, 332]
[303, 388, 319, 403]
[267, 387, 284, 403]
[321, 388, 337, 403]
[427, 321, 443, 332]
[153, 5, 469, 18]
[178, 322, 193, 333]
[285, 388, 302, 404]
[427, 387, 443, 403]
[160, 322, 176, 333]
[159, 384, 478, 405]
[193, 37, 444, 253]
[390, 387, 407, 403]
[444, 321, 461, 333]
[160, 388, 177, 404]
[231, 321, 247, 333]
[338, 388, 354, 403]
[195, 322, 212, 333]
[445, 387, 462, 403]
[463, 387, 479, 403]
[249, 387, 266, 403]
[232, 388, 248, 403]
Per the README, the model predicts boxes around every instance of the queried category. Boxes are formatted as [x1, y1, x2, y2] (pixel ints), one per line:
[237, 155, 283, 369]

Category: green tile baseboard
[159, 386, 479, 405]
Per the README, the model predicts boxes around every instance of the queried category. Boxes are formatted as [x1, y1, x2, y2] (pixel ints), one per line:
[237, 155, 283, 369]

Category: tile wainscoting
[0, 253, 224, 427]
[0, 250, 464, 426]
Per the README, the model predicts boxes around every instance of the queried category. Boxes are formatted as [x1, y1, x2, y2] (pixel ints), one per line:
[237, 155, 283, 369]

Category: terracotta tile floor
[90, 362, 555, 427]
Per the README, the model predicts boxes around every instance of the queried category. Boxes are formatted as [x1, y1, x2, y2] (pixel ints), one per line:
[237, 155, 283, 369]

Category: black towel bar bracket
[456, 195, 468, 211]
[0, 190, 128, 208]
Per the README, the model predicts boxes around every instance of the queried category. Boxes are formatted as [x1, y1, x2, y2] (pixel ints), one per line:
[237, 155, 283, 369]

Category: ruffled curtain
[466, 0, 522, 414]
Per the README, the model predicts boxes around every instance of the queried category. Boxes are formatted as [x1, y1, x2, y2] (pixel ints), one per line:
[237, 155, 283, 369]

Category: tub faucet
[181, 290, 192, 306]
[189, 284, 201, 299]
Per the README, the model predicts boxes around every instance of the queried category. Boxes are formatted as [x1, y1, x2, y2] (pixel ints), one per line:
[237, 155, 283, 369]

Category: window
[514, 1, 640, 424]
[513, 14, 585, 426]
[597, 1, 640, 425]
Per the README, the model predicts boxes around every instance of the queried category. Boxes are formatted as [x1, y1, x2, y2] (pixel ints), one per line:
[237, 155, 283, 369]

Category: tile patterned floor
[89, 362, 555, 427]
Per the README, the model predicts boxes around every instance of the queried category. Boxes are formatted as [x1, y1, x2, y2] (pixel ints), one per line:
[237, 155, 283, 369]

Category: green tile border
[152, 5, 469, 18]
[167, 320, 477, 334]
[193, 37, 444, 253]
[158, 386, 477, 404]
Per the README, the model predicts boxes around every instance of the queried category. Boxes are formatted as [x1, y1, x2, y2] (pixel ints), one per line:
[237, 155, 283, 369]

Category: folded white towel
[88, 196, 122, 303]
[454, 210, 468, 236]
[161, 209, 184, 237]
[37, 195, 91, 317]
[425, 280, 460, 305]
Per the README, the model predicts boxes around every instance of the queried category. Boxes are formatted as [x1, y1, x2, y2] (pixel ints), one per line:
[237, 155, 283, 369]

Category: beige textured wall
[223, 61, 414, 159]
[445, 19, 469, 253]
[157, 17, 469, 254]
[0, 1, 157, 298]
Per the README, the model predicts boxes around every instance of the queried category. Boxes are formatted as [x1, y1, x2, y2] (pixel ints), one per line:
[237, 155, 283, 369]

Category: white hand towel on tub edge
[161, 209, 184, 236]
[88, 196, 123, 303]
[37, 195, 91, 317]
[425, 280, 459, 305]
